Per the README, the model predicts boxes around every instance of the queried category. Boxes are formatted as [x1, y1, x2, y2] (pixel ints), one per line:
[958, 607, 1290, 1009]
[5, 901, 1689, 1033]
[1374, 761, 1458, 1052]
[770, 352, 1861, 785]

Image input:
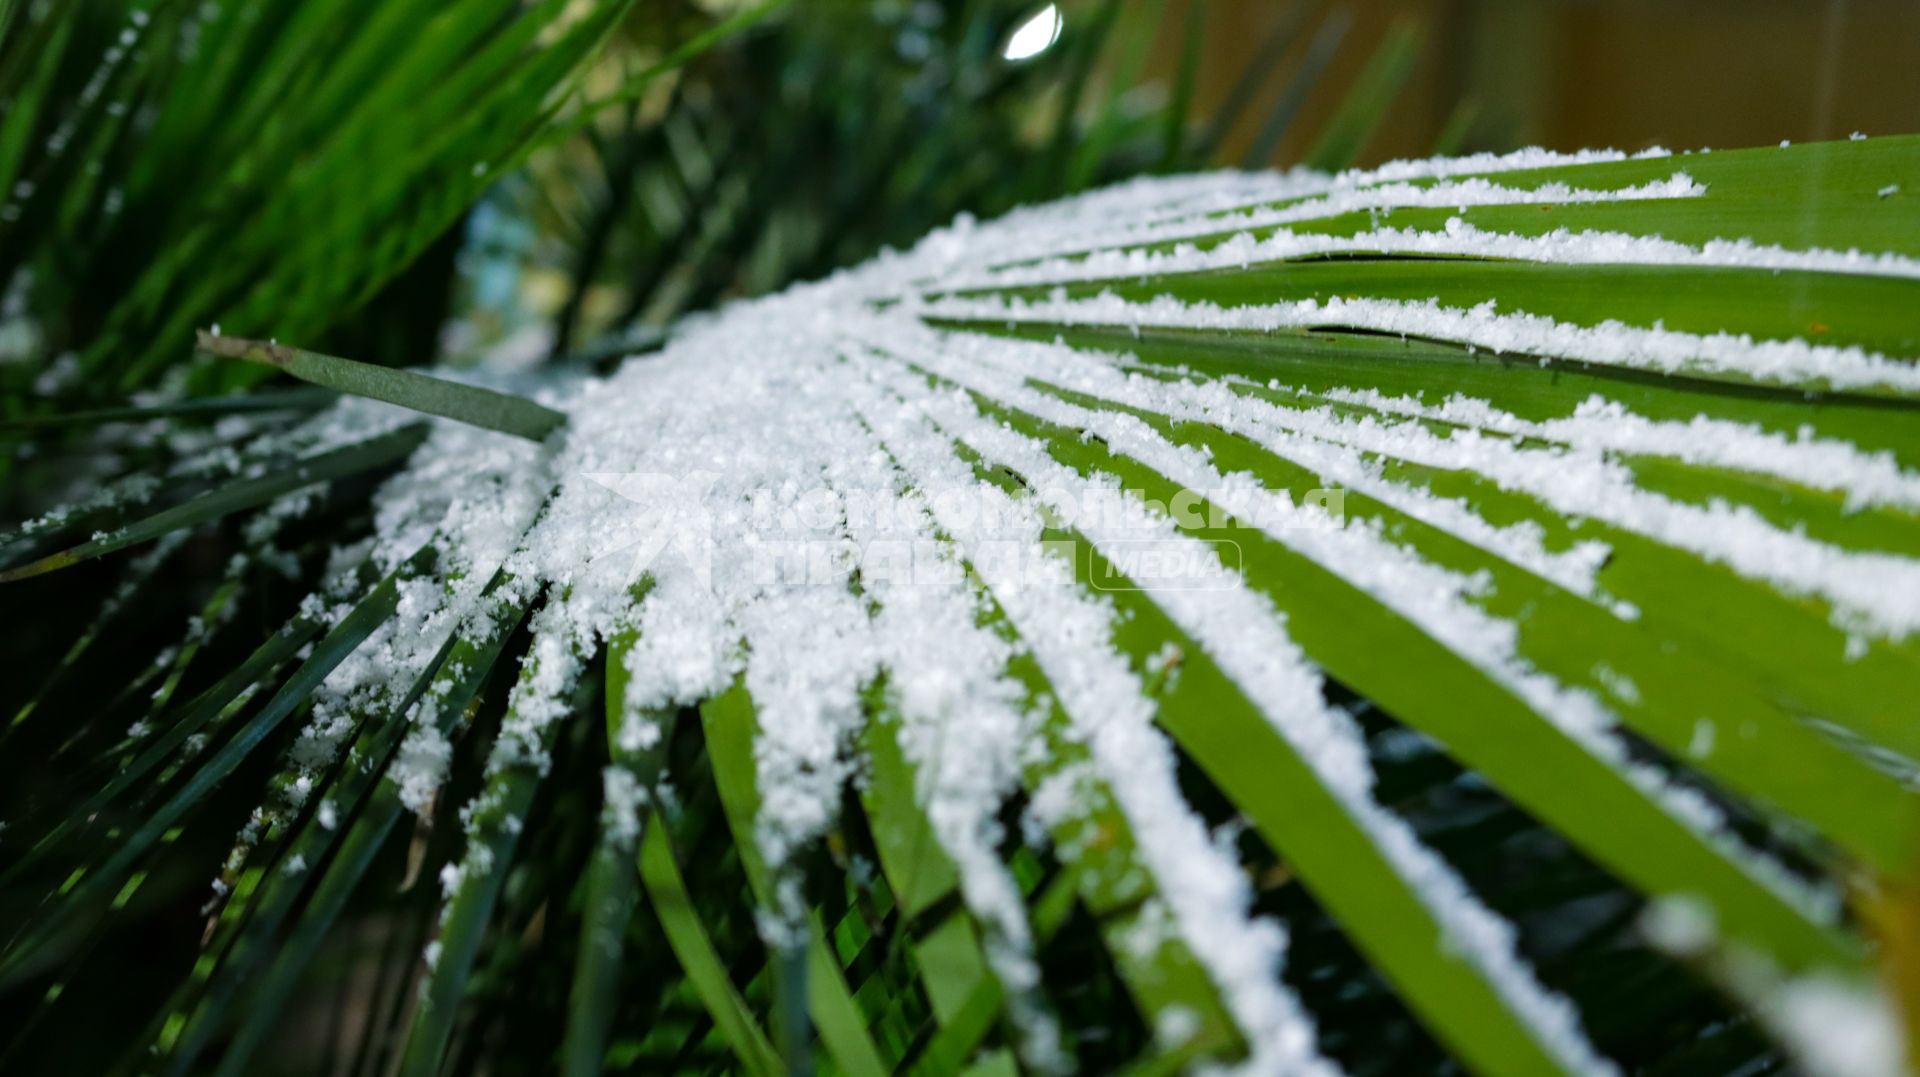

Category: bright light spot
[1003, 5, 1063, 62]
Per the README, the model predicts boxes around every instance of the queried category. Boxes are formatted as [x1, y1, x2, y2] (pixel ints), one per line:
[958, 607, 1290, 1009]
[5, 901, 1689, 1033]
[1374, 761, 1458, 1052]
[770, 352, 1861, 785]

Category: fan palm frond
[5, 132, 1918, 1076]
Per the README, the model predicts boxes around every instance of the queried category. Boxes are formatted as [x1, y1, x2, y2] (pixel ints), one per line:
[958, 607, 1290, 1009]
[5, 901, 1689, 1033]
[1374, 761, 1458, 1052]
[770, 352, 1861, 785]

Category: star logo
[581, 470, 722, 586]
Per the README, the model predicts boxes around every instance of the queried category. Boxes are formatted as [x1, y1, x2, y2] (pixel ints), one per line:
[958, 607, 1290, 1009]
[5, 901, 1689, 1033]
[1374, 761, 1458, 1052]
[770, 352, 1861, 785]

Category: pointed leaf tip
[195, 333, 566, 441]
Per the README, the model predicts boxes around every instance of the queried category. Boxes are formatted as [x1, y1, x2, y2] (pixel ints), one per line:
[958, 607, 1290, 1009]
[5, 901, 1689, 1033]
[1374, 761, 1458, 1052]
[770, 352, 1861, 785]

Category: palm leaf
[195, 333, 565, 442]
[4, 70, 1918, 1077]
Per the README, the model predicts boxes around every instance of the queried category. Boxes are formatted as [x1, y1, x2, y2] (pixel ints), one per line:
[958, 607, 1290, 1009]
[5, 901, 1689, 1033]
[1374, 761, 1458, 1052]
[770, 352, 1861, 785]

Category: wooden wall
[1136, 0, 1920, 167]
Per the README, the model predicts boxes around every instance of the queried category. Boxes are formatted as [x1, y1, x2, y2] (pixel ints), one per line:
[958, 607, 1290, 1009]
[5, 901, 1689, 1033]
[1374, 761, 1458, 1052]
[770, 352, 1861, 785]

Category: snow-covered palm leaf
[4, 134, 1919, 1076]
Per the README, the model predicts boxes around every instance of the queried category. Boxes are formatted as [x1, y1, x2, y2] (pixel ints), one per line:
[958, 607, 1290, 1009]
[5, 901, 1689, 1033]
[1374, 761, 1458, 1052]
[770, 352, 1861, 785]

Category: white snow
[913, 289, 1920, 397]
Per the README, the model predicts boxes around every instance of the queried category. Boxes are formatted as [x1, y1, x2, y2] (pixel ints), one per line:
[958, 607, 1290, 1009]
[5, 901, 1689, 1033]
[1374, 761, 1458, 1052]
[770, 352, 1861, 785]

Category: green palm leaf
[4, 39, 1918, 1070]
